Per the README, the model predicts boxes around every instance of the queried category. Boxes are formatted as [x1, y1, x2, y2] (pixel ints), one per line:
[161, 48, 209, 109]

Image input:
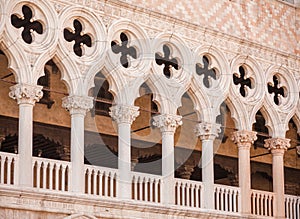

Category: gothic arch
[262, 65, 298, 137]
[228, 55, 265, 130]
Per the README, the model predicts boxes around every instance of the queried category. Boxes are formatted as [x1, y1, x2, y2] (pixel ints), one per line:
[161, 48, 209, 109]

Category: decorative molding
[109, 105, 140, 124]
[62, 95, 94, 115]
[264, 138, 291, 152]
[9, 84, 43, 105]
[231, 130, 257, 149]
[152, 114, 182, 133]
[195, 122, 221, 140]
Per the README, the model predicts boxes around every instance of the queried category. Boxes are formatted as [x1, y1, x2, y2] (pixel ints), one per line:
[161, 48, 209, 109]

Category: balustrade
[214, 184, 239, 213]
[32, 157, 70, 191]
[175, 178, 202, 208]
[251, 189, 275, 217]
[0, 152, 18, 185]
[285, 194, 300, 219]
[84, 165, 118, 198]
[131, 172, 161, 203]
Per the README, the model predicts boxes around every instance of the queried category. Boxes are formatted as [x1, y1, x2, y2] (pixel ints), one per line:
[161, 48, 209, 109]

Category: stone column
[9, 84, 43, 187]
[195, 122, 221, 209]
[62, 95, 93, 193]
[264, 138, 290, 219]
[153, 114, 182, 205]
[232, 130, 257, 215]
[109, 105, 139, 199]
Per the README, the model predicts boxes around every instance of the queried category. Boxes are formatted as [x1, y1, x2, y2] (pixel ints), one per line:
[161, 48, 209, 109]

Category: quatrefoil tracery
[155, 44, 179, 79]
[11, 5, 43, 44]
[111, 32, 137, 68]
[268, 75, 286, 106]
[233, 66, 253, 97]
[196, 56, 217, 88]
[64, 19, 92, 57]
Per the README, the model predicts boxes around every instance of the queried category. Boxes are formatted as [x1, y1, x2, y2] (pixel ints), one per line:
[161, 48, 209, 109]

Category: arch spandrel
[263, 65, 298, 138]
[229, 55, 265, 130]
[149, 33, 192, 114]
[3, 0, 59, 84]
[106, 19, 151, 79]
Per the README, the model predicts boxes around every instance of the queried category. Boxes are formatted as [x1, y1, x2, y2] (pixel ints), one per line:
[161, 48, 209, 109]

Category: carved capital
[9, 84, 43, 105]
[231, 130, 257, 149]
[195, 122, 221, 140]
[152, 114, 182, 133]
[62, 95, 93, 115]
[264, 138, 290, 153]
[109, 105, 140, 124]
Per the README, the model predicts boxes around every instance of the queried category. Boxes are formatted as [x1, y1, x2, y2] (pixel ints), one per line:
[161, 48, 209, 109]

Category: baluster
[35, 160, 41, 188]
[288, 198, 296, 219]
[187, 183, 191, 207]
[182, 183, 186, 206]
[145, 178, 149, 201]
[195, 184, 199, 208]
[220, 188, 224, 211]
[55, 164, 59, 191]
[224, 189, 229, 212]
[269, 195, 273, 216]
[149, 178, 153, 202]
[104, 172, 108, 196]
[61, 166, 66, 191]
[191, 184, 195, 207]
[98, 172, 103, 196]
[93, 170, 97, 195]
[6, 157, 12, 185]
[233, 190, 237, 212]
[87, 169, 91, 194]
[0, 157, 5, 184]
[109, 173, 114, 197]
[67, 166, 71, 192]
[154, 180, 159, 203]
[176, 182, 180, 205]
[42, 162, 46, 189]
[265, 194, 269, 216]
[133, 176, 138, 200]
[228, 189, 232, 212]
[215, 187, 220, 210]
[252, 192, 256, 214]
[49, 163, 53, 190]
[139, 177, 143, 200]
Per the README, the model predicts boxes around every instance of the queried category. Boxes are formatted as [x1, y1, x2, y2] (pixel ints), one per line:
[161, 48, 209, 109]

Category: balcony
[0, 152, 299, 218]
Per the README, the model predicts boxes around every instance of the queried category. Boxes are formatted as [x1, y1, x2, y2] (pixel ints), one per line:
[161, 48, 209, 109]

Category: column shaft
[18, 103, 34, 186]
[265, 138, 290, 219]
[70, 113, 85, 193]
[202, 139, 214, 209]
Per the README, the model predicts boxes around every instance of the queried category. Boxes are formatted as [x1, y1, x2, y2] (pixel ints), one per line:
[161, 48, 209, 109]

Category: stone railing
[131, 171, 161, 203]
[0, 152, 18, 185]
[84, 164, 118, 198]
[214, 184, 240, 213]
[175, 178, 202, 208]
[285, 194, 300, 219]
[251, 189, 275, 217]
[32, 157, 71, 191]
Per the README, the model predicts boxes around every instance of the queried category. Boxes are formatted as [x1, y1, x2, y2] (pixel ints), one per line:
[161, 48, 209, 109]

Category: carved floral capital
[152, 114, 182, 133]
[195, 122, 221, 140]
[9, 84, 43, 105]
[264, 138, 290, 152]
[62, 95, 94, 115]
[231, 130, 257, 149]
[109, 105, 140, 124]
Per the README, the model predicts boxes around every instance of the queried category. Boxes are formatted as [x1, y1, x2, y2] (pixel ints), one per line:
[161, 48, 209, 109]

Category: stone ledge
[0, 185, 254, 219]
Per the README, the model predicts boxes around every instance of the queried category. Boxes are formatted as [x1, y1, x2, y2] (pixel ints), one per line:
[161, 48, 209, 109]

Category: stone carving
[231, 130, 257, 149]
[152, 114, 182, 133]
[195, 122, 221, 140]
[9, 84, 43, 105]
[109, 105, 140, 124]
[176, 164, 195, 180]
[62, 95, 94, 115]
[264, 138, 291, 151]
